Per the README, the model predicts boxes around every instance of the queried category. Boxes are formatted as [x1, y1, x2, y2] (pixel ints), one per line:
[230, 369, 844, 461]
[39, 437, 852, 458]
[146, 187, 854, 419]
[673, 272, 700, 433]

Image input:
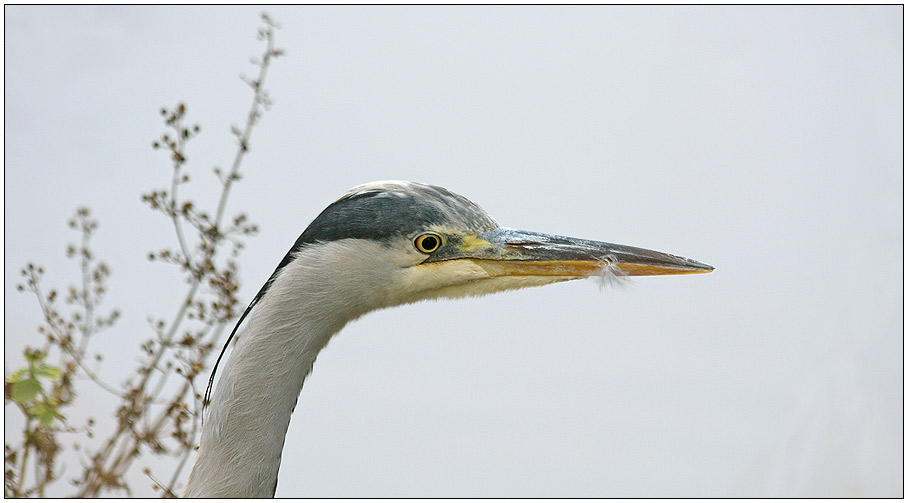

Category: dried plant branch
[6, 12, 283, 498]
[216, 13, 282, 227]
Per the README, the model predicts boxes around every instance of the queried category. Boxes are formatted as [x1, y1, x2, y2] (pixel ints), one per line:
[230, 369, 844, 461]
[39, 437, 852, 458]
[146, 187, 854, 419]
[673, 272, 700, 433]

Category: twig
[74, 14, 282, 497]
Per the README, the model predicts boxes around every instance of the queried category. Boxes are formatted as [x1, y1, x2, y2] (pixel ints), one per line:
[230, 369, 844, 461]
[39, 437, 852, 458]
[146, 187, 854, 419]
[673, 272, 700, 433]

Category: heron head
[274, 181, 713, 310]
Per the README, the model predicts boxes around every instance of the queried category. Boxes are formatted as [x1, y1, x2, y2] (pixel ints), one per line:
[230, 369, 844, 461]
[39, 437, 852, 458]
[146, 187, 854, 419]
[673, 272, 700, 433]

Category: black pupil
[420, 235, 438, 251]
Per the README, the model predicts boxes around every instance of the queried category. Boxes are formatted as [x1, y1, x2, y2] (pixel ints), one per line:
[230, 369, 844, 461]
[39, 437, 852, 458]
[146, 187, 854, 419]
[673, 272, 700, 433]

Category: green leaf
[37, 410, 55, 426]
[33, 364, 61, 381]
[27, 403, 57, 426]
[11, 378, 41, 404]
[5, 368, 27, 384]
[27, 398, 65, 422]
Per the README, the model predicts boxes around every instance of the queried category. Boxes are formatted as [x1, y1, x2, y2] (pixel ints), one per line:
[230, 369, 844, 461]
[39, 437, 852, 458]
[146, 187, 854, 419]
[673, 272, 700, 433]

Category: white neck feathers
[184, 240, 393, 497]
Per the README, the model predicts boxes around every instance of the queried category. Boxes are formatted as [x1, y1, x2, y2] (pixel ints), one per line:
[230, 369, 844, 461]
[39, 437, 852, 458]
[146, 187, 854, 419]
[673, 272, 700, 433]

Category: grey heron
[183, 180, 713, 497]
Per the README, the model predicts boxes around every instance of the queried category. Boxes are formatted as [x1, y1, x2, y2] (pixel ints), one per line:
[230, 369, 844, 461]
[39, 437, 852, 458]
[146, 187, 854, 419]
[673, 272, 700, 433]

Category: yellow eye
[414, 232, 442, 253]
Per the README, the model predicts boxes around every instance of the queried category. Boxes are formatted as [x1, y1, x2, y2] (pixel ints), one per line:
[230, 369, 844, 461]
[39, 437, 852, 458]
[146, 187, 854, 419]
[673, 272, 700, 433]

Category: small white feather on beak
[593, 254, 632, 291]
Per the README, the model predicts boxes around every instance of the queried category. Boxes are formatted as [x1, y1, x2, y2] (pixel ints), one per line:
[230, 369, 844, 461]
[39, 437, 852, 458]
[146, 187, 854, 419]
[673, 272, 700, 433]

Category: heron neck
[184, 250, 366, 497]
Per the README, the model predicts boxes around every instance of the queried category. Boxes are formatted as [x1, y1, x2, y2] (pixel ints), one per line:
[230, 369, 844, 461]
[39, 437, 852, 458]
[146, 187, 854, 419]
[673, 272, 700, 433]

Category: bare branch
[8, 13, 282, 498]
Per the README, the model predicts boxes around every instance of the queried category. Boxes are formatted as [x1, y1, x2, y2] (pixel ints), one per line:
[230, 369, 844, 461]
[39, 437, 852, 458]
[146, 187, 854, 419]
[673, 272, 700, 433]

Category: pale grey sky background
[5, 5, 902, 497]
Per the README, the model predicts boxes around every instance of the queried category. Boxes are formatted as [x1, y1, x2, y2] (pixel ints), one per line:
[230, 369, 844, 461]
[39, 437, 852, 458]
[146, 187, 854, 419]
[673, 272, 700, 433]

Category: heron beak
[458, 227, 714, 278]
